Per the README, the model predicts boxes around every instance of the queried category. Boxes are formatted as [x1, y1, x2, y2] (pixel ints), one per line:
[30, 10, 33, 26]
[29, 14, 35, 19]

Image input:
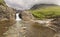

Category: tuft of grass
[29, 6, 60, 20]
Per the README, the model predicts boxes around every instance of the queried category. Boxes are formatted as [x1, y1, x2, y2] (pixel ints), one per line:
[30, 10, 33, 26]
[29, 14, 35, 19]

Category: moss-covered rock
[29, 6, 60, 20]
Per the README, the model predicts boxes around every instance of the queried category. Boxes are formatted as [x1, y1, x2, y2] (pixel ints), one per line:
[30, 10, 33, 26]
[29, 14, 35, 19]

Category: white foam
[16, 13, 21, 21]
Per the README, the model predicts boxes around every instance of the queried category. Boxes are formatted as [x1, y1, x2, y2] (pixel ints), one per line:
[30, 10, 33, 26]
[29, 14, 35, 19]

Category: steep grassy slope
[29, 6, 60, 19]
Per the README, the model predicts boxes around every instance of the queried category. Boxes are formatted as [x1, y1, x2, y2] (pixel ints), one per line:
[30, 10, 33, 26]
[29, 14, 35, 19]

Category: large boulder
[19, 11, 35, 21]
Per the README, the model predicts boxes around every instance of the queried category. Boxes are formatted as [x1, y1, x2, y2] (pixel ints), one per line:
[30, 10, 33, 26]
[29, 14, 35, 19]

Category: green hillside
[29, 6, 60, 20]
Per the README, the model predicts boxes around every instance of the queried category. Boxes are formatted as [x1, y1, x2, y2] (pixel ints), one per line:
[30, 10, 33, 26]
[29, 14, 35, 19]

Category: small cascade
[16, 13, 21, 21]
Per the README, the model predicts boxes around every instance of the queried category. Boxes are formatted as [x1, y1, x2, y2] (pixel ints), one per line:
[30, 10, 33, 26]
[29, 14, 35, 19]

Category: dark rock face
[0, 5, 16, 36]
[19, 13, 22, 19]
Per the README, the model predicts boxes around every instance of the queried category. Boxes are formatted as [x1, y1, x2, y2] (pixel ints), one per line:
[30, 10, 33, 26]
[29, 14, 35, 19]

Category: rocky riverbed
[2, 20, 59, 37]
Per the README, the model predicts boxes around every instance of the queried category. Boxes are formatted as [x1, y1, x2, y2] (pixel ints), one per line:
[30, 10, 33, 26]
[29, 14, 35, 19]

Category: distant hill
[31, 4, 58, 10]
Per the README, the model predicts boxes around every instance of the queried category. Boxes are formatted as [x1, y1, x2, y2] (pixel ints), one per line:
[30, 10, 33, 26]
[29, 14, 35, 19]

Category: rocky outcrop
[0, 5, 16, 37]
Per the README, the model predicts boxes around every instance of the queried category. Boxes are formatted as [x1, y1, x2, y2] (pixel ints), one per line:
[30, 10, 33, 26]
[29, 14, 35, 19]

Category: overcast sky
[4, 0, 60, 10]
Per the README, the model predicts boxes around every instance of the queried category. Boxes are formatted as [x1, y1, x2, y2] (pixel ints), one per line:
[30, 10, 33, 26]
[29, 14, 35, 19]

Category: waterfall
[16, 13, 21, 21]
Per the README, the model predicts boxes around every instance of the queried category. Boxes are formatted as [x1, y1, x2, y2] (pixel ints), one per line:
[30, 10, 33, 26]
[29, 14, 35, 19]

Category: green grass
[29, 6, 60, 20]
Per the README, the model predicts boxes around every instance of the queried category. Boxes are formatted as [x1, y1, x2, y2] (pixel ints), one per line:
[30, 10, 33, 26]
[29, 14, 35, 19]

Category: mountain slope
[29, 6, 60, 20]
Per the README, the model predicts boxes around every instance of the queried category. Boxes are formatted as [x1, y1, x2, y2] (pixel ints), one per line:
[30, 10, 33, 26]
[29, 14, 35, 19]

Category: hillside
[29, 6, 60, 20]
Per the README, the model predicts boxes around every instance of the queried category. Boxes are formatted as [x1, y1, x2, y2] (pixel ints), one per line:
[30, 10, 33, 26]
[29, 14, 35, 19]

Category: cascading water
[16, 13, 21, 21]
